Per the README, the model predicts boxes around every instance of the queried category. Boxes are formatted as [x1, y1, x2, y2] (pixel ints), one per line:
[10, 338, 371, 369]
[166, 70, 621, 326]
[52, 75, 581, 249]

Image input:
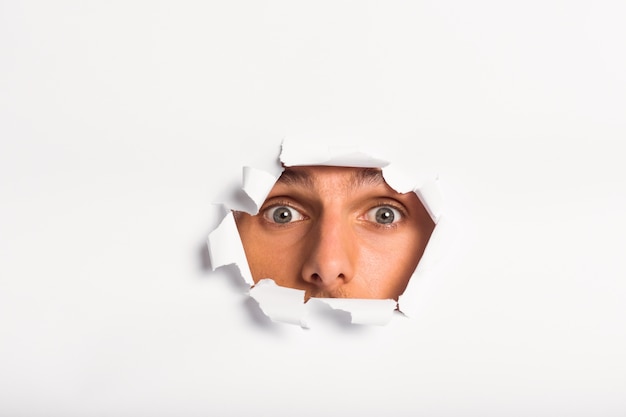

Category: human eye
[263, 205, 305, 224]
[365, 205, 403, 225]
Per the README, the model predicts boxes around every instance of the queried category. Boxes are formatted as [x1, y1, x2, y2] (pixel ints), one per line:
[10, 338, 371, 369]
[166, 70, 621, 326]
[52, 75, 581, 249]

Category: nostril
[308, 272, 348, 285]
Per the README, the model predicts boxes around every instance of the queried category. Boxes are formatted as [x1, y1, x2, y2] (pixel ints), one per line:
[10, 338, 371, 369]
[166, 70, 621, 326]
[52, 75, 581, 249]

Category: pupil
[273, 207, 292, 223]
[376, 207, 394, 224]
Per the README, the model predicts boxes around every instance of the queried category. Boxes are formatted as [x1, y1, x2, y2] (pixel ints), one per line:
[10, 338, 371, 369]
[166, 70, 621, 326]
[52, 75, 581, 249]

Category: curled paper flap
[248, 279, 397, 327]
[242, 166, 282, 215]
[280, 141, 389, 168]
[313, 298, 397, 326]
[206, 210, 254, 286]
[414, 179, 443, 224]
[380, 163, 424, 193]
[249, 279, 307, 327]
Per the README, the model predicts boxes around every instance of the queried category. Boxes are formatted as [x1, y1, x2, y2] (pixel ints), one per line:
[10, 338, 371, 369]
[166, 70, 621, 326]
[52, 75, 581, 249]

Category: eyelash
[259, 200, 408, 227]
[364, 202, 407, 228]
[262, 200, 301, 212]
[369, 202, 407, 216]
[261, 201, 308, 223]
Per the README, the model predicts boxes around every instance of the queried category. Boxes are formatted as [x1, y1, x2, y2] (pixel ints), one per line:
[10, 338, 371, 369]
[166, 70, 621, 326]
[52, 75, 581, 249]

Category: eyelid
[368, 200, 408, 217]
[365, 205, 402, 223]
[260, 198, 306, 214]
[359, 199, 411, 228]
[260, 200, 308, 224]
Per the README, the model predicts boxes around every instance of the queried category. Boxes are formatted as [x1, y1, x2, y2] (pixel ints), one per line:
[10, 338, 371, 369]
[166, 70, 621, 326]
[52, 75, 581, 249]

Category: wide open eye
[365, 205, 402, 225]
[263, 205, 305, 224]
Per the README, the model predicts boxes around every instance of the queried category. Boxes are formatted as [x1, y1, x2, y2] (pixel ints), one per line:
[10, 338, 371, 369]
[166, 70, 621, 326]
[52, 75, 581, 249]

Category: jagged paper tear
[249, 279, 307, 326]
[280, 139, 442, 223]
[249, 279, 398, 327]
[207, 210, 254, 286]
[206, 135, 444, 327]
[242, 166, 282, 215]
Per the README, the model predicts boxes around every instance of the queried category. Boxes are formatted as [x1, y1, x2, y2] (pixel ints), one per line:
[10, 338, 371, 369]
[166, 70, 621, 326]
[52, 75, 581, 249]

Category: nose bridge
[301, 210, 355, 288]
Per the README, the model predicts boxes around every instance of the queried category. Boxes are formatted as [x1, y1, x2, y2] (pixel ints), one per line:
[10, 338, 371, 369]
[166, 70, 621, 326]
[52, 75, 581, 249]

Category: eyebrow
[276, 167, 387, 190]
[350, 168, 386, 189]
[276, 168, 315, 188]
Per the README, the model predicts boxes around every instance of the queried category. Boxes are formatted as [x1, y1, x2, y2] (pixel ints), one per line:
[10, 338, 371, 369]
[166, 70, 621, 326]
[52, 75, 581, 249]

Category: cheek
[356, 231, 423, 296]
[249, 246, 301, 287]
[237, 221, 309, 287]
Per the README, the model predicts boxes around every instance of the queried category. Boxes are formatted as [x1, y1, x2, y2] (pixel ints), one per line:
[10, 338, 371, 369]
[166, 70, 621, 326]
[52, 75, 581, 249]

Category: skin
[234, 165, 435, 300]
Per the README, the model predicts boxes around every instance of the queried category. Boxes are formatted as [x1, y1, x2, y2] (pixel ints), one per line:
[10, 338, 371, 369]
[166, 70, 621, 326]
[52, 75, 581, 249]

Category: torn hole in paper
[207, 135, 443, 327]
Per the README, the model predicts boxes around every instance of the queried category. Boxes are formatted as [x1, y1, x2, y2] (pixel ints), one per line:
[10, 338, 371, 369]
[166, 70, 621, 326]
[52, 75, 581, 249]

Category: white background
[1, 1, 625, 416]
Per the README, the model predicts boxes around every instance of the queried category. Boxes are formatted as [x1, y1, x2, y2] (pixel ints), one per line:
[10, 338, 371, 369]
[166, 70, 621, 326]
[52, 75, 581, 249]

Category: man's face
[235, 166, 435, 300]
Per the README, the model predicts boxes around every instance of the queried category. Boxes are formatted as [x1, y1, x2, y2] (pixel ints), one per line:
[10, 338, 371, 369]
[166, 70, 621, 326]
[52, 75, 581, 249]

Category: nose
[300, 214, 355, 295]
